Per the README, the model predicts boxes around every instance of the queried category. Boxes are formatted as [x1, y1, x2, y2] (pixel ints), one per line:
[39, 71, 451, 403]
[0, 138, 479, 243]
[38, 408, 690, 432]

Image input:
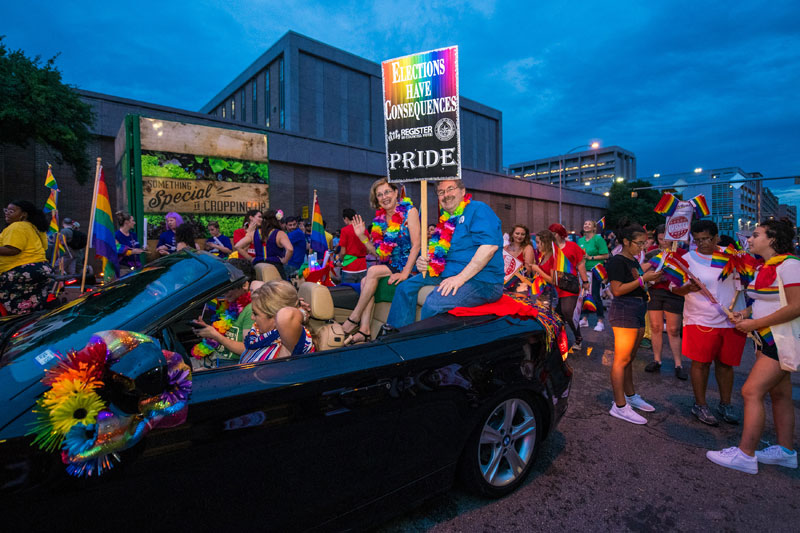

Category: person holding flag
[707, 218, 800, 474]
[578, 218, 610, 332]
[672, 220, 746, 426]
[643, 224, 688, 380]
[0, 200, 52, 314]
[545, 223, 589, 350]
[605, 218, 663, 425]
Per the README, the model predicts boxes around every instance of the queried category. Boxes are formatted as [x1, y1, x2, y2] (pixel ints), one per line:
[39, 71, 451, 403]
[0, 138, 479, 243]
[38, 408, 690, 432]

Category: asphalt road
[378, 316, 800, 533]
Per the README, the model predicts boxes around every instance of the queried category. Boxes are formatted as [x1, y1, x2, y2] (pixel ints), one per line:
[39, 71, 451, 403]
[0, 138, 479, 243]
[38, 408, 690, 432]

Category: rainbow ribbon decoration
[592, 263, 608, 283]
[654, 192, 679, 216]
[690, 194, 711, 217]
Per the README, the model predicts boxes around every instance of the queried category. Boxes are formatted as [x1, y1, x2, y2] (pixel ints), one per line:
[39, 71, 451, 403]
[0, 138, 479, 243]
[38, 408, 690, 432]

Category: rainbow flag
[654, 192, 678, 216]
[596, 216, 605, 232]
[592, 263, 608, 283]
[531, 276, 547, 296]
[710, 251, 730, 269]
[44, 167, 58, 190]
[661, 255, 689, 286]
[690, 194, 710, 217]
[91, 167, 119, 280]
[582, 295, 597, 312]
[757, 327, 774, 346]
[310, 196, 327, 257]
[554, 243, 574, 274]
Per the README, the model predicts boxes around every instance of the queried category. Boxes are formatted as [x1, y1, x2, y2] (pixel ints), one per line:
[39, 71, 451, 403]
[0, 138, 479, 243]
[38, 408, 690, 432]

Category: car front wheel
[459, 394, 541, 498]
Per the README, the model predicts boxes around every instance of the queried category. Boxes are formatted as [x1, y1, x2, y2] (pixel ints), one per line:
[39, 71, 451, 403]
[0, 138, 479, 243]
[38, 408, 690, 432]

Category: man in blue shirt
[285, 216, 307, 278]
[386, 179, 504, 328]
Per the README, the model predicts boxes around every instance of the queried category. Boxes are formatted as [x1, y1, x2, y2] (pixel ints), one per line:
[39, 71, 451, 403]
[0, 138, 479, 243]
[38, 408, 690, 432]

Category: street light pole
[558, 142, 599, 225]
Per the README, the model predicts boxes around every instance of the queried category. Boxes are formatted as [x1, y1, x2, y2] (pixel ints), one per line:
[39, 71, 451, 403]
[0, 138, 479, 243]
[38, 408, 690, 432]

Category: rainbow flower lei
[427, 194, 472, 277]
[191, 292, 252, 359]
[370, 197, 414, 262]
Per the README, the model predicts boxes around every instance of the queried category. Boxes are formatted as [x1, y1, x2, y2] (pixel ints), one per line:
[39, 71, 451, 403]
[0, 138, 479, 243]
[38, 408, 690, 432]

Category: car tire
[458, 392, 541, 498]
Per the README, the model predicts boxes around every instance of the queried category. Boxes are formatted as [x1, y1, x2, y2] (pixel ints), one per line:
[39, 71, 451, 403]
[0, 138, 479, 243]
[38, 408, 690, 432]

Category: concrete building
[1, 31, 607, 236]
[506, 145, 637, 195]
[641, 167, 781, 236]
[776, 204, 797, 227]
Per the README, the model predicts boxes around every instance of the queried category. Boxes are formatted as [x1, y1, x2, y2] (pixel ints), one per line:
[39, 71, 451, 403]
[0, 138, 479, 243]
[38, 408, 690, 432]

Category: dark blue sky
[3, 0, 799, 208]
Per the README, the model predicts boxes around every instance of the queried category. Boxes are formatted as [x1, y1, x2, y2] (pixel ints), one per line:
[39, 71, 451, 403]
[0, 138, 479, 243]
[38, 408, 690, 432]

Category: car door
[134, 341, 404, 530]
[374, 314, 533, 492]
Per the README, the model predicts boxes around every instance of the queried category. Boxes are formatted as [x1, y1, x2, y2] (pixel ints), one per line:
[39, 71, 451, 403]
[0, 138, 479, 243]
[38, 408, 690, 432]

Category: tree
[606, 179, 665, 232]
[0, 36, 95, 184]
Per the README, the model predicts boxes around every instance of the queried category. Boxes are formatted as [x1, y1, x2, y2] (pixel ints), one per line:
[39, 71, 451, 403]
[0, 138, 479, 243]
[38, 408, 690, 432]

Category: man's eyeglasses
[436, 186, 459, 198]
[694, 237, 715, 243]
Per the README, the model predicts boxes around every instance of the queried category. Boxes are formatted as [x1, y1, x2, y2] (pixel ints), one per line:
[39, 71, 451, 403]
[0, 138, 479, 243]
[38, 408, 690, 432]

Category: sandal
[344, 330, 370, 346]
[342, 316, 359, 335]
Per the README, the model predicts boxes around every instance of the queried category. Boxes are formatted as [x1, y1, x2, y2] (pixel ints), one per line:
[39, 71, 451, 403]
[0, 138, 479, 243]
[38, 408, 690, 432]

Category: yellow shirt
[0, 221, 48, 273]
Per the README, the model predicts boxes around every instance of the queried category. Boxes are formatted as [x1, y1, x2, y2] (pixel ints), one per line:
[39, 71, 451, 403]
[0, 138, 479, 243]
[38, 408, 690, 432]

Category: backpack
[70, 229, 87, 249]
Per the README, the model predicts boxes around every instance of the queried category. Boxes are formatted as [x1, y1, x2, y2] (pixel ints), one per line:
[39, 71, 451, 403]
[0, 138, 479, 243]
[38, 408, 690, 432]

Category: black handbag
[555, 272, 580, 294]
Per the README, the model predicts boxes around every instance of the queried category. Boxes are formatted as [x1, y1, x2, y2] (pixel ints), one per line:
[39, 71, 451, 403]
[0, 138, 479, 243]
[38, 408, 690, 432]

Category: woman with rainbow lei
[341, 178, 420, 344]
[191, 258, 256, 363]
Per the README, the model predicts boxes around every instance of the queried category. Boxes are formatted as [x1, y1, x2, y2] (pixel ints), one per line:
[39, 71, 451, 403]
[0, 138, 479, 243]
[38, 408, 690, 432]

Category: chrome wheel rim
[478, 398, 536, 487]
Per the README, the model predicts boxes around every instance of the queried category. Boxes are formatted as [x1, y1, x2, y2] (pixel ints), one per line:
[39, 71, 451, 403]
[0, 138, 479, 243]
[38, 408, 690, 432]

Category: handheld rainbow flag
[91, 167, 120, 281]
[554, 243, 574, 274]
[757, 327, 774, 346]
[592, 263, 608, 283]
[654, 192, 678, 216]
[44, 166, 59, 190]
[661, 255, 690, 286]
[690, 194, 710, 218]
[596, 216, 605, 232]
[582, 295, 597, 312]
[310, 193, 327, 258]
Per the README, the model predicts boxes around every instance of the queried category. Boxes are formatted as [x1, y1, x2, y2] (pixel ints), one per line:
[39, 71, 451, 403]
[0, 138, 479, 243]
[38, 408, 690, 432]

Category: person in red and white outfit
[672, 220, 746, 427]
[707, 219, 800, 474]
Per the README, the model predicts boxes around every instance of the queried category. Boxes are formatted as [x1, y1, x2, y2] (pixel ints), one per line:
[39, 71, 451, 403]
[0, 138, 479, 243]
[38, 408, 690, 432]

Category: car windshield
[1, 253, 209, 364]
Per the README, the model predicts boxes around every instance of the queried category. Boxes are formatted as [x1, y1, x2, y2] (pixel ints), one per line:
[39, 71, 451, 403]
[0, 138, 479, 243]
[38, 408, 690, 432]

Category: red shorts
[682, 325, 746, 366]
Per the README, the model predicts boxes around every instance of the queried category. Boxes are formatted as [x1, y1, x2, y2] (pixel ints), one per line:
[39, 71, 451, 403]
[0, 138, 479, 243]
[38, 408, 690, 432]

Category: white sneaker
[609, 402, 647, 424]
[626, 393, 655, 412]
[755, 445, 798, 468]
[593, 321, 605, 332]
[579, 317, 589, 327]
[706, 447, 758, 474]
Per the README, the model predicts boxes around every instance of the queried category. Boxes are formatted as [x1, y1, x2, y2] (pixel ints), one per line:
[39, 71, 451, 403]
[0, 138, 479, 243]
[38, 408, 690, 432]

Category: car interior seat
[297, 282, 345, 350]
[254, 263, 282, 282]
[368, 284, 438, 338]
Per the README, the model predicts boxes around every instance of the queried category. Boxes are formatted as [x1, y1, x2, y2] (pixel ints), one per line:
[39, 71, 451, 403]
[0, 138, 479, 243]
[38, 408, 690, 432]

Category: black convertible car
[0, 251, 571, 530]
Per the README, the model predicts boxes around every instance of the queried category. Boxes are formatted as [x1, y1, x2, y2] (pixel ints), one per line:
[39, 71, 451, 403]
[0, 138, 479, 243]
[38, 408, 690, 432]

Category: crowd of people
[2, 179, 797, 477]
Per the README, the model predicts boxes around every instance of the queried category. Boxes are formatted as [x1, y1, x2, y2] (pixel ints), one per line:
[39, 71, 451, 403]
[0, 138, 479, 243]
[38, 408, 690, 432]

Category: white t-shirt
[682, 250, 744, 327]
[747, 257, 800, 320]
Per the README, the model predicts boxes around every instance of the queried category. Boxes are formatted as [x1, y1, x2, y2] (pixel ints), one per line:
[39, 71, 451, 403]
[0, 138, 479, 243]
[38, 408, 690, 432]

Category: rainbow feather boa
[427, 194, 472, 277]
[370, 197, 414, 262]
[191, 292, 252, 359]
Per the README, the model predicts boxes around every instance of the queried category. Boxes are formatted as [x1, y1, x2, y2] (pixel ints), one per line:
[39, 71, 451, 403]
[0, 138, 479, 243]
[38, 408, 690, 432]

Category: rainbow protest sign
[381, 46, 460, 182]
